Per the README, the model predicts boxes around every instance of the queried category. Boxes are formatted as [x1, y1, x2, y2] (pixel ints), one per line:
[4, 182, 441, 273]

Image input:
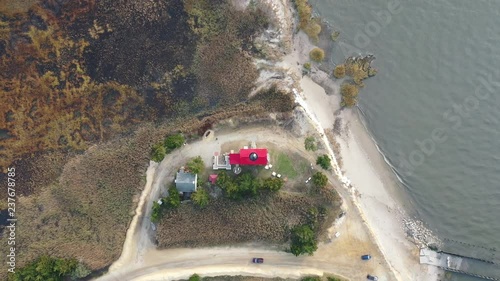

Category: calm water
[310, 0, 500, 279]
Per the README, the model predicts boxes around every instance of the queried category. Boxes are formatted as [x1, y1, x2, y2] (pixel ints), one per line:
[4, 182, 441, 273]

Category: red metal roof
[229, 148, 268, 166]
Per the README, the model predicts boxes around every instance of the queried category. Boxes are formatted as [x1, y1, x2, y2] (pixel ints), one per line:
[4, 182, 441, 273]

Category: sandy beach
[279, 20, 442, 279]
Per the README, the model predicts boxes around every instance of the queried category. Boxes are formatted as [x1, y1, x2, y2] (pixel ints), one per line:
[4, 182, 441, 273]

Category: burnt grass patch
[156, 189, 342, 249]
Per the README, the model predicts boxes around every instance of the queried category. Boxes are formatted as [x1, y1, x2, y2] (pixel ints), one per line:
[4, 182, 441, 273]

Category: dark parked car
[361, 254, 372, 260]
[367, 274, 378, 281]
[252, 258, 264, 263]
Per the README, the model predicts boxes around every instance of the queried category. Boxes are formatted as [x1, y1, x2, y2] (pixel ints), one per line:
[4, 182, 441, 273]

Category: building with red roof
[229, 148, 269, 166]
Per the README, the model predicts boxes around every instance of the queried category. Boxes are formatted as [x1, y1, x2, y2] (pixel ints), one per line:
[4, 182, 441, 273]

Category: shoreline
[298, 73, 441, 280]
[280, 15, 440, 278]
[293, 45, 441, 280]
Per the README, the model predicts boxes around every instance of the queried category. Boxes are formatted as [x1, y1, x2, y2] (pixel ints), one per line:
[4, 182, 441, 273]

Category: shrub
[302, 277, 321, 281]
[307, 207, 319, 228]
[333, 64, 346, 79]
[9, 255, 78, 281]
[303, 21, 321, 42]
[340, 83, 359, 107]
[304, 136, 317, 151]
[151, 142, 166, 162]
[165, 185, 181, 208]
[192, 188, 210, 207]
[164, 134, 185, 152]
[303, 62, 311, 71]
[70, 262, 91, 280]
[186, 156, 205, 174]
[262, 177, 284, 192]
[330, 31, 340, 41]
[295, 0, 313, 30]
[312, 172, 328, 189]
[309, 48, 325, 62]
[251, 84, 295, 113]
[290, 224, 317, 256]
[316, 154, 331, 170]
[189, 274, 201, 281]
[151, 201, 163, 223]
[327, 277, 343, 281]
[216, 171, 231, 187]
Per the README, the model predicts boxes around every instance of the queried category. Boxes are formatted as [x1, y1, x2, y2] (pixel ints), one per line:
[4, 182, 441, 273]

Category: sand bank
[296, 61, 441, 280]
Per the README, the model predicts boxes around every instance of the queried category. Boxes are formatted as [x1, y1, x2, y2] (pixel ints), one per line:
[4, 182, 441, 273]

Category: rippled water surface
[309, 0, 500, 279]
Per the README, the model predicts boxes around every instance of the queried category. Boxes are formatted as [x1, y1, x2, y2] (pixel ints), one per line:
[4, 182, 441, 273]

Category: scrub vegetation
[294, 0, 322, 42]
[338, 56, 377, 107]
[309, 48, 325, 62]
[156, 187, 341, 248]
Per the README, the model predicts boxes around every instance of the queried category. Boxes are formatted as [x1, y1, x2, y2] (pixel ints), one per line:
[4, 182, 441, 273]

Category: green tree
[192, 188, 209, 207]
[189, 274, 201, 281]
[290, 225, 317, 256]
[9, 255, 79, 281]
[164, 134, 185, 152]
[312, 172, 328, 189]
[303, 62, 311, 71]
[186, 156, 205, 174]
[304, 136, 317, 151]
[316, 154, 331, 170]
[309, 48, 325, 62]
[151, 142, 166, 162]
[165, 186, 181, 208]
[216, 171, 231, 187]
[236, 172, 260, 197]
[327, 277, 343, 281]
[262, 177, 284, 192]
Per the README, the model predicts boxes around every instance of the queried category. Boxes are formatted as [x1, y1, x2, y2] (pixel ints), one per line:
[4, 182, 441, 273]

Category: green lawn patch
[274, 152, 298, 179]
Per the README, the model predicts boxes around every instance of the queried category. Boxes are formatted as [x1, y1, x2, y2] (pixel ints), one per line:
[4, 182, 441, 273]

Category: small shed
[174, 171, 197, 193]
[209, 174, 218, 185]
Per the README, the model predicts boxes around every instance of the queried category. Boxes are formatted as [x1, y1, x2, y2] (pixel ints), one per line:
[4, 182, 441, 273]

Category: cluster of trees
[294, 0, 322, 41]
[216, 171, 284, 200]
[316, 154, 331, 170]
[290, 224, 317, 256]
[335, 57, 378, 107]
[151, 134, 185, 162]
[8, 255, 90, 281]
[290, 206, 328, 256]
[304, 136, 317, 151]
[151, 185, 182, 222]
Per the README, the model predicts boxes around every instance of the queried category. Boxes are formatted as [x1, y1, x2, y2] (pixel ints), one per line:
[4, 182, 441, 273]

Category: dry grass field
[156, 187, 341, 249]
[0, 104, 290, 281]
